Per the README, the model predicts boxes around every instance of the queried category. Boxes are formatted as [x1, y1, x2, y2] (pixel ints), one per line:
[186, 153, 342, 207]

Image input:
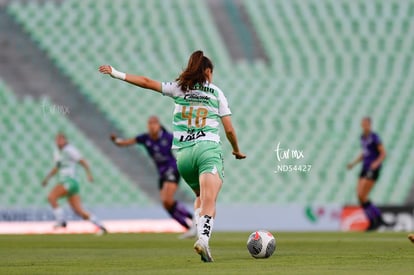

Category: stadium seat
[0, 80, 152, 207]
[6, 0, 414, 205]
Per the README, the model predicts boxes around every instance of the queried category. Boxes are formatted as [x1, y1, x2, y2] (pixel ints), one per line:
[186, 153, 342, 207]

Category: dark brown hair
[176, 50, 214, 91]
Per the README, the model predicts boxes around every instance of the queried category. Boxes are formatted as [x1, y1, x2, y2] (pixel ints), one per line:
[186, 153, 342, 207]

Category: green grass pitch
[0, 232, 413, 275]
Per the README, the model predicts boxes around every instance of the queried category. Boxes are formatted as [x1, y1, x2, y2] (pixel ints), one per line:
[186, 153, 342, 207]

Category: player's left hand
[233, 151, 246, 159]
[98, 65, 112, 75]
[41, 179, 48, 187]
[87, 174, 94, 183]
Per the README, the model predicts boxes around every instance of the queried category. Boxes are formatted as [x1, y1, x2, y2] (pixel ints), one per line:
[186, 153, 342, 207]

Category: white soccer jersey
[162, 81, 232, 149]
[54, 144, 82, 179]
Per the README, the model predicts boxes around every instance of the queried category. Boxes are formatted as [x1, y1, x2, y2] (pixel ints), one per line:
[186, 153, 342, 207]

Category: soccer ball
[246, 230, 276, 258]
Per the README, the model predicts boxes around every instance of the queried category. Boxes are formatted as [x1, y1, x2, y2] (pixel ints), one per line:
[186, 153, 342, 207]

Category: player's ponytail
[176, 50, 214, 92]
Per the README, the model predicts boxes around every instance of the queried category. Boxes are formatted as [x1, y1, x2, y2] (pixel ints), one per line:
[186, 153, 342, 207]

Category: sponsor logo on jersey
[193, 84, 215, 94]
[184, 93, 210, 103]
[179, 129, 206, 142]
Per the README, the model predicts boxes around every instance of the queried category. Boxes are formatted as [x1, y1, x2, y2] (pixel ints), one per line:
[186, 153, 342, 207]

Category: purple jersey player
[135, 125, 179, 189]
[347, 117, 389, 231]
[111, 116, 195, 237]
[360, 132, 382, 172]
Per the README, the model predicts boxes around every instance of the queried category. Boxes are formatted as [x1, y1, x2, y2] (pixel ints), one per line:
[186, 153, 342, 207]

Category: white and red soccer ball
[246, 230, 276, 259]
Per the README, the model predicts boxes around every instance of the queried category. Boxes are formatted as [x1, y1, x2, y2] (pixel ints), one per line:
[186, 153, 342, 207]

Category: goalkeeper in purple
[111, 116, 194, 233]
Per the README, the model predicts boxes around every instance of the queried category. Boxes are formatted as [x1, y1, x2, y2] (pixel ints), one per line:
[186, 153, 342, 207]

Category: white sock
[53, 207, 65, 223]
[194, 208, 201, 226]
[198, 215, 214, 244]
[194, 208, 201, 237]
[89, 214, 104, 229]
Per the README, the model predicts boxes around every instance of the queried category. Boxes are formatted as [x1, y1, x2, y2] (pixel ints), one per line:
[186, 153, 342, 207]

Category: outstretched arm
[99, 65, 162, 92]
[110, 134, 137, 147]
[79, 159, 93, 182]
[221, 116, 246, 159]
[42, 166, 58, 187]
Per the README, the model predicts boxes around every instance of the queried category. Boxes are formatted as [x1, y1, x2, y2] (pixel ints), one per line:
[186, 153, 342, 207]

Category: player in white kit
[42, 133, 107, 234]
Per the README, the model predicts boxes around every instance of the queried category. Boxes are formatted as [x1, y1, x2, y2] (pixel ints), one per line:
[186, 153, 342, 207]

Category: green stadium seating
[0, 80, 151, 207]
[6, 0, 414, 205]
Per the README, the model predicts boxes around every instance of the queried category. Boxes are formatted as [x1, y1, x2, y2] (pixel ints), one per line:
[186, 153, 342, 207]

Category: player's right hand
[41, 179, 47, 187]
[233, 151, 246, 160]
[99, 65, 112, 75]
[346, 163, 353, 170]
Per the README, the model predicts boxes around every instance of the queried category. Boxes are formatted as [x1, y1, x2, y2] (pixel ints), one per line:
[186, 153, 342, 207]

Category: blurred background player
[99, 50, 246, 262]
[347, 117, 388, 231]
[42, 133, 107, 235]
[110, 116, 195, 238]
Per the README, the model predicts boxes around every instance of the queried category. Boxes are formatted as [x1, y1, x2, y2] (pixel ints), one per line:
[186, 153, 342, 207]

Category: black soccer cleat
[365, 220, 380, 232]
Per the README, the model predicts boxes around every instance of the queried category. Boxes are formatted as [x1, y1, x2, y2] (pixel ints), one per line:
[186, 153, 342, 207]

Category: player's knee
[357, 193, 366, 204]
[47, 194, 56, 204]
[162, 199, 174, 210]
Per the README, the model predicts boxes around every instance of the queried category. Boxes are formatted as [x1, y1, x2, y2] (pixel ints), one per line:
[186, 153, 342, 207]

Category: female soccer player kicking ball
[99, 50, 246, 262]
[42, 133, 107, 235]
[111, 116, 196, 238]
[347, 117, 389, 231]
